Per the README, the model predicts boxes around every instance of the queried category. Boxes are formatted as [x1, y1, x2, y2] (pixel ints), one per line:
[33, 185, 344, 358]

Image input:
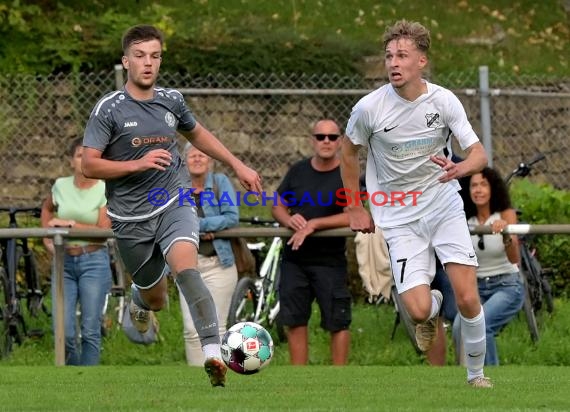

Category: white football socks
[428, 293, 441, 320]
[460, 306, 486, 381]
[203, 343, 222, 360]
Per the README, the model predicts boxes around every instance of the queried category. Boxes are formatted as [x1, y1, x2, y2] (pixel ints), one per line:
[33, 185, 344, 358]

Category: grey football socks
[175, 268, 220, 346]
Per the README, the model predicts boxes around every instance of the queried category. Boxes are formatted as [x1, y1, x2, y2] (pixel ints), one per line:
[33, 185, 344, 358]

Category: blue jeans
[52, 248, 112, 366]
[453, 272, 524, 365]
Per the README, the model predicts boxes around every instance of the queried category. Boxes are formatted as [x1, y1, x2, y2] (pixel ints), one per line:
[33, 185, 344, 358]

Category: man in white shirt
[340, 19, 492, 388]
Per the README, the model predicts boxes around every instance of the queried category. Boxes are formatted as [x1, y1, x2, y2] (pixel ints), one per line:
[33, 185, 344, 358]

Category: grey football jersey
[84, 87, 196, 221]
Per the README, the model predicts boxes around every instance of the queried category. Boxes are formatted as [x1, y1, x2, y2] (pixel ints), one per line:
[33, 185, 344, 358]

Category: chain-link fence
[0, 69, 568, 207]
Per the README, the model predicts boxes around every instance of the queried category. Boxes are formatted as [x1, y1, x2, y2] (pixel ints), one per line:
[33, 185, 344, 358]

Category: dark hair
[67, 137, 83, 157]
[122, 25, 163, 54]
[383, 20, 431, 53]
[463, 167, 512, 219]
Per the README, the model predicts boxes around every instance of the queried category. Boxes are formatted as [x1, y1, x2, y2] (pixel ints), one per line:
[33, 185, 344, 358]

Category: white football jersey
[346, 80, 479, 228]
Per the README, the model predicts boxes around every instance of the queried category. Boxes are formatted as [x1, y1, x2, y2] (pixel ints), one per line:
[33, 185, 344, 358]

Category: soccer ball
[221, 321, 274, 374]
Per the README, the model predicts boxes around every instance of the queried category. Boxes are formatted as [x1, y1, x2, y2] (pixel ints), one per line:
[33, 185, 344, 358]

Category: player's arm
[340, 138, 362, 207]
[341, 137, 375, 233]
[82, 147, 172, 179]
[455, 142, 487, 178]
[431, 142, 487, 183]
[179, 123, 262, 193]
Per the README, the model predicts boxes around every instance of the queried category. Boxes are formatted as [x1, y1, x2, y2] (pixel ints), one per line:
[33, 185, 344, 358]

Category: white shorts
[382, 192, 477, 294]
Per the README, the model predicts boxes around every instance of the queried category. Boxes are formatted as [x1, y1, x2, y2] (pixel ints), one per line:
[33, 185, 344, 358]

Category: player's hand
[430, 155, 459, 183]
[139, 149, 172, 171]
[235, 164, 263, 194]
[288, 213, 308, 231]
[346, 206, 375, 233]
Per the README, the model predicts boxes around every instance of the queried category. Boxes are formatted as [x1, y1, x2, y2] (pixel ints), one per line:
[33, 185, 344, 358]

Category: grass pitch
[1, 365, 569, 411]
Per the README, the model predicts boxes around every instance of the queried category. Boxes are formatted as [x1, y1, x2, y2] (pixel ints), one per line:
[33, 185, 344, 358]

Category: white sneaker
[415, 290, 443, 352]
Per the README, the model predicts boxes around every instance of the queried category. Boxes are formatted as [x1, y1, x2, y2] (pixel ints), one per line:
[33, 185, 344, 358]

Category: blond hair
[383, 20, 431, 53]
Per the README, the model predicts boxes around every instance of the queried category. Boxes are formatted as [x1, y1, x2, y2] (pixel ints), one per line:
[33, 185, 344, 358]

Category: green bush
[511, 180, 570, 297]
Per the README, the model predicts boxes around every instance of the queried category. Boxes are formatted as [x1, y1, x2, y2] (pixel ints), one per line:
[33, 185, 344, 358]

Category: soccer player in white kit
[340, 20, 492, 388]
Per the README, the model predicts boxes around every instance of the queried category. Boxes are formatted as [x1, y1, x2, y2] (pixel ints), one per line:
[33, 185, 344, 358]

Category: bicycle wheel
[390, 285, 421, 354]
[0, 268, 12, 358]
[227, 277, 258, 327]
[520, 270, 540, 343]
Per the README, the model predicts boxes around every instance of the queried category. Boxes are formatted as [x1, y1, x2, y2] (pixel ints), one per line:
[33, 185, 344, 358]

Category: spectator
[453, 167, 524, 365]
[272, 119, 351, 365]
[41, 137, 112, 366]
[178, 143, 239, 366]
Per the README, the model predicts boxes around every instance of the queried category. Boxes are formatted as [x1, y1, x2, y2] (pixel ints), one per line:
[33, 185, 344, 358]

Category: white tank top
[468, 212, 518, 278]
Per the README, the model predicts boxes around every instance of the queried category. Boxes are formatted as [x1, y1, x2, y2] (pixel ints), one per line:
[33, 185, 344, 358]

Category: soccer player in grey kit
[82, 25, 262, 387]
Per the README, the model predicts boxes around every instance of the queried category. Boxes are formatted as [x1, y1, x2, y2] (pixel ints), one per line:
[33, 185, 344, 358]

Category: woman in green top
[41, 137, 112, 365]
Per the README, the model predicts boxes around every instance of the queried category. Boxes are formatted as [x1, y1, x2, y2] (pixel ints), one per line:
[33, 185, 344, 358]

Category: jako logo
[124, 121, 138, 128]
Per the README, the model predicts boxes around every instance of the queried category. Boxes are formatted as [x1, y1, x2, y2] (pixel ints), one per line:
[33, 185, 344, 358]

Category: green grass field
[2, 288, 570, 410]
[1, 365, 569, 411]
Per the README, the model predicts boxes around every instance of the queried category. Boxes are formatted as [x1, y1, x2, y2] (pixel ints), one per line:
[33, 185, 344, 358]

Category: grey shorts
[112, 203, 199, 289]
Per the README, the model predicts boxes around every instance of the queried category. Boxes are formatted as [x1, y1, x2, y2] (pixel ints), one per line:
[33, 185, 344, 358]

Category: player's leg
[311, 265, 351, 365]
[159, 203, 226, 386]
[112, 218, 168, 333]
[446, 263, 491, 387]
[179, 255, 238, 366]
[427, 262, 458, 365]
[279, 260, 312, 365]
[383, 223, 441, 352]
[432, 198, 491, 387]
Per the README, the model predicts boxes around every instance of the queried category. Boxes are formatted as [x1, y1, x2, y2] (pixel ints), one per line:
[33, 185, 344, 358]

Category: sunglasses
[313, 134, 340, 142]
[477, 235, 485, 250]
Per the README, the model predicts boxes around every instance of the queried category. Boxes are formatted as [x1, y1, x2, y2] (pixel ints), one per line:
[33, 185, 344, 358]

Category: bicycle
[100, 238, 128, 337]
[0, 206, 50, 358]
[505, 152, 554, 342]
[227, 217, 285, 343]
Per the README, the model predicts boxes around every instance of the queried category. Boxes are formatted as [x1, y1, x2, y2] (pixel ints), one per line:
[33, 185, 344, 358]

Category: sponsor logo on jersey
[124, 121, 138, 128]
[131, 136, 171, 147]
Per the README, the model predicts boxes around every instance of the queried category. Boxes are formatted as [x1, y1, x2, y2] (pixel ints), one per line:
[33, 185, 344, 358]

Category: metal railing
[2, 222, 570, 365]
